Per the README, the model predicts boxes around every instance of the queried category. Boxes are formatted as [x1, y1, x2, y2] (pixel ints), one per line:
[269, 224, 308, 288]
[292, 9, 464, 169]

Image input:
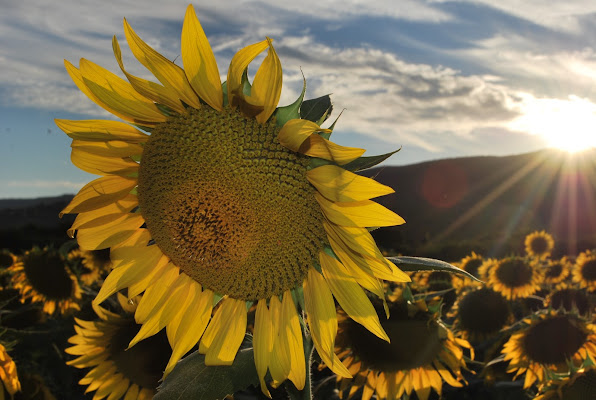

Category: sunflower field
[1, 4, 595, 400]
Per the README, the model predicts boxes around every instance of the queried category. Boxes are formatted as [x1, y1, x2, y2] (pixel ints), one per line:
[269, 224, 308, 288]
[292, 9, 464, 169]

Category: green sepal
[156, 103, 175, 117]
[155, 346, 259, 400]
[342, 148, 401, 172]
[222, 81, 229, 107]
[387, 256, 481, 282]
[300, 95, 333, 126]
[241, 69, 252, 97]
[275, 74, 306, 127]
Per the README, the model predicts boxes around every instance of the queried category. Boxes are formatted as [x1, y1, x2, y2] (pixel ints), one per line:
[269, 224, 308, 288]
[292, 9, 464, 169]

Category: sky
[1, 0, 596, 199]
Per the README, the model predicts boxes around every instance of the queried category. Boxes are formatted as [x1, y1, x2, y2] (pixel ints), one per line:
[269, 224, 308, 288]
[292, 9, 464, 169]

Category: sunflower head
[487, 256, 543, 300]
[8, 247, 81, 315]
[453, 287, 512, 341]
[67, 247, 112, 286]
[0, 250, 16, 270]
[525, 230, 555, 259]
[57, 4, 409, 394]
[66, 294, 171, 399]
[543, 257, 572, 287]
[547, 287, 591, 316]
[333, 299, 471, 400]
[453, 252, 484, 290]
[573, 250, 596, 291]
[502, 311, 596, 388]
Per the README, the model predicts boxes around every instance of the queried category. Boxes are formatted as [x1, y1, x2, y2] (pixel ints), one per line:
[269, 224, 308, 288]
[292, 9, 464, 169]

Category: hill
[2, 149, 595, 259]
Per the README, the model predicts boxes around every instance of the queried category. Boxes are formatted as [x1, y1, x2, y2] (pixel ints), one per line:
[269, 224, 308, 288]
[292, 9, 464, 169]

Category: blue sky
[1, 0, 596, 198]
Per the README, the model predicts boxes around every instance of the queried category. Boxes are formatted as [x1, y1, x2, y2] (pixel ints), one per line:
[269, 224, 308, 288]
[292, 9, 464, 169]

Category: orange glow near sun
[510, 95, 596, 153]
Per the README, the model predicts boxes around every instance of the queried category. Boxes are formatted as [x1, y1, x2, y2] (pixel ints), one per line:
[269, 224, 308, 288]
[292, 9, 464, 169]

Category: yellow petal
[133, 265, 180, 323]
[55, 119, 148, 143]
[71, 148, 139, 176]
[127, 256, 170, 298]
[68, 194, 137, 236]
[112, 36, 186, 114]
[76, 214, 144, 250]
[319, 251, 389, 341]
[123, 17, 202, 110]
[303, 269, 351, 378]
[227, 39, 269, 108]
[307, 165, 394, 202]
[268, 296, 289, 386]
[254, 299, 273, 397]
[315, 192, 405, 227]
[204, 298, 247, 365]
[123, 384, 139, 400]
[181, 4, 222, 110]
[280, 291, 305, 390]
[71, 140, 143, 158]
[164, 287, 214, 376]
[129, 274, 193, 348]
[252, 38, 282, 123]
[94, 244, 163, 304]
[61, 175, 137, 216]
[278, 119, 330, 152]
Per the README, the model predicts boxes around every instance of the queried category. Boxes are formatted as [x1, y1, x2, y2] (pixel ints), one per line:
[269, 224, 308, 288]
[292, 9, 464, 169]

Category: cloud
[5, 180, 86, 190]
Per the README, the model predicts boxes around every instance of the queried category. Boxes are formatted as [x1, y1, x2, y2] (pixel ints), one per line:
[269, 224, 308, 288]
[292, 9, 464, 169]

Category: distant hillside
[2, 149, 595, 259]
[365, 148, 596, 260]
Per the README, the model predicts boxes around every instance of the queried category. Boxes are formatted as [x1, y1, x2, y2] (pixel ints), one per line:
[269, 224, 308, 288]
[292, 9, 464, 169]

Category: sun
[510, 95, 596, 153]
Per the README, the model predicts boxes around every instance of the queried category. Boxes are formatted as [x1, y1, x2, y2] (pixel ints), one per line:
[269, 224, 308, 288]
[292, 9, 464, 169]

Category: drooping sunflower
[525, 230, 555, 260]
[452, 287, 512, 341]
[502, 311, 596, 389]
[8, 247, 81, 315]
[535, 366, 596, 400]
[67, 248, 112, 286]
[66, 294, 170, 400]
[572, 250, 596, 291]
[546, 287, 592, 316]
[57, 4, 409, 392]
[331, 300, 472, 400]
[542, 257, 572, 287]
[487, 256, 543, 300]
[0, 344, 20, 399]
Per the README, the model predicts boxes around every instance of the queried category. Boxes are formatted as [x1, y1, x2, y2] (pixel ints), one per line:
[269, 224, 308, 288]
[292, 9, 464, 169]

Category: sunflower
[535, 366, 596, 400]
[452, 287, 512, 341]
[546, 287, 591, 316]
[573, 250, 596, 291]
[453, 252, 484, 289]
[0, 344, 20, 399]
[66, 294, 170, 400]
[67, 248, 112, 286]
[477, 258, 499, 281]
[8, 247, 81, 315]
[57, 4, 409, 393]
[0, 250, 16, 270]
[331, 300, 472, 400]
[487, 256, 542, 300]
[502, 311, 596, 389]
[543, 257, 572, 287]
[525, 230, 555, 260]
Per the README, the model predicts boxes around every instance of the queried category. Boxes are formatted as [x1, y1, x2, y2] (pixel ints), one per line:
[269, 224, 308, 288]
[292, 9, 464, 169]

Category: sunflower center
[23, 252, 73, 300]
[463, 258, 482, 278]
[522, 315, 587, 365]
[343, 305, 442, 372]
[109, 319, 170, 390]
[495, 259, 533, 287]
[530, 237, 549, 255]
[458, 288, 510, 336]
[138, 107, 326, 300]
[581, 260, 596, 281]
[545, 262, 563, 279]
[0, 252, 13, 269]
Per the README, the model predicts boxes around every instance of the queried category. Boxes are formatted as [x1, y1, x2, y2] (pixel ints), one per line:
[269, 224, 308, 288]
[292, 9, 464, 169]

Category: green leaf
[387, 256, 482, 282]
[275, 75, 306, 127]
[300, 95, 332, 126]
[342, 148, 401, 172]
[155, 347, 259, 400]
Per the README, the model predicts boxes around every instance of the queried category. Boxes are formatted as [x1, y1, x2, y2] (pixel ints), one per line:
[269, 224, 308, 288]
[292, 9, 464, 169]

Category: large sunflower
[331, 300, 472, 400]
[8, 247, 81, 315]
[487, 256, 542, 300]
[572, 250, 596, 291]
[0, 344, 20, 399]
[525, 230, 555, 260]
[57, 4, 409, 392]
[66, 294, 170, 399]
[502, 311, 596, 389]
